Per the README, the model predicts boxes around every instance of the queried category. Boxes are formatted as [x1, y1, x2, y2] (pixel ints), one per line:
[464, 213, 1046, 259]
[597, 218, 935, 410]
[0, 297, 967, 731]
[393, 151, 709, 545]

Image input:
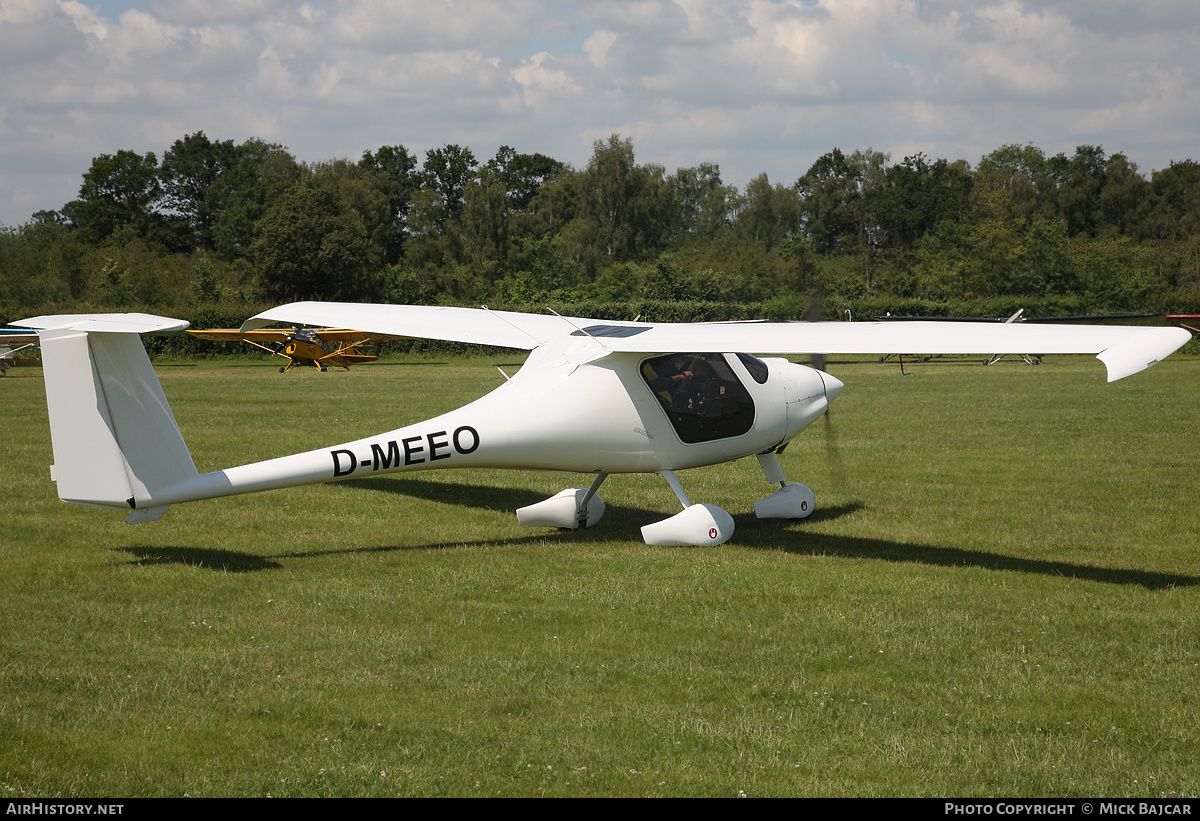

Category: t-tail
[17, 314, 198, 523]
[17, 312, 418, 523]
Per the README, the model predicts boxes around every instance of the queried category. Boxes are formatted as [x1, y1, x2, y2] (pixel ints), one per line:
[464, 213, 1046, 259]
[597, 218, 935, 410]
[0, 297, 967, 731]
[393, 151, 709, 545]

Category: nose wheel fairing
[753, 481, 816, 519]
[752, 451, 815, 519]
[641, 503, 735, 546]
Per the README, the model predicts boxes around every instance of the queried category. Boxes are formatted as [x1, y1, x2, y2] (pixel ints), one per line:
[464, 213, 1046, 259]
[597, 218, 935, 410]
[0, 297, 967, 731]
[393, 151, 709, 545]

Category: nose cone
[819, 370, 845, 403]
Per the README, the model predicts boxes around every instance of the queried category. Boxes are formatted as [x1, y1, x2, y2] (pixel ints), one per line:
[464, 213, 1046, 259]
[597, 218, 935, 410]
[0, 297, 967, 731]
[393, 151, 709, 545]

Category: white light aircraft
[15, 304, 1192, 546]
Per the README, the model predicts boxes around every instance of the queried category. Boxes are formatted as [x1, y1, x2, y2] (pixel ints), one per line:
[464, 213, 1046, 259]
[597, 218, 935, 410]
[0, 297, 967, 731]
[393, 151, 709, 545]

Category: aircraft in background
[186, 326, 400, 372]
[0, 328, 41, 374]
[874, 310, 1200, 370]
[14, 304, 1193, 546]
[877, 310, 1200, 331]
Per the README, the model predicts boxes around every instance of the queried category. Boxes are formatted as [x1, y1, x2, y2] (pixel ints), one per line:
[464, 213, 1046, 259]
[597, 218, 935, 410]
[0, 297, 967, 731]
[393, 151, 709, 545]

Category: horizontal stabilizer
[16, 313, 190, 335]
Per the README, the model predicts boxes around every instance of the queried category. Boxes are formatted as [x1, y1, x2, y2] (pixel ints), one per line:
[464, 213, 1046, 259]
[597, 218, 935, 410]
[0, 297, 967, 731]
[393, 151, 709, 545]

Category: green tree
[1050, 145, 1107, 237]
[461, 166, 511, 273]
[526, 168, 580, 236]
[71, 150, 164, 245]
[1097, 153, 1148, 235]
[486, 146, 565, 211]
[666, 162, 735, 241]
[973, 144, 1058, 224]
[159, 132, 241, 252]
[1073, 234, 1155, 309]
[252, 166, 384, 301]
[874, 153, 973, 251]
[734, 173, 800, 251]
[420, 144, 478, 229]
[359, 144, 420, 264]
[1141, 160, 1200, 286]
[211, 138, 301, 261]
[1, 211, 89, 305]
[797, 148, 858, 253]
[572, 135, 670, 265]
[795, 148, 890, 290]
[0, 223, 74, 308]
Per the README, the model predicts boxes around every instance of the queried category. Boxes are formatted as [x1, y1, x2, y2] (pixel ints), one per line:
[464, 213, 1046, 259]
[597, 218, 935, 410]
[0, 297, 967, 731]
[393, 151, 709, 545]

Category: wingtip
[1097, 327, 1191, 381]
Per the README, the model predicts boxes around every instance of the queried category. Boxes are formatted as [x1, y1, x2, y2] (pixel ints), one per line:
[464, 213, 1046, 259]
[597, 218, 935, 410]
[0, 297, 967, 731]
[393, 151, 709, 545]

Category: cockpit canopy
[641, 353, 758, 444]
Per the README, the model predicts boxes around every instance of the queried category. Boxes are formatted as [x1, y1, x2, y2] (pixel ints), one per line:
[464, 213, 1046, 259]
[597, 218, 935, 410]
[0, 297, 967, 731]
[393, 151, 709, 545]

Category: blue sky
[2, 0, 1198, 227]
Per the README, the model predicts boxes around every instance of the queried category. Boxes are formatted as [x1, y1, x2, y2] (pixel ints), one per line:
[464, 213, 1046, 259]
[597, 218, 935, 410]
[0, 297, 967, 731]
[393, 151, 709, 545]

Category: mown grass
[1, 352, 1197, 797]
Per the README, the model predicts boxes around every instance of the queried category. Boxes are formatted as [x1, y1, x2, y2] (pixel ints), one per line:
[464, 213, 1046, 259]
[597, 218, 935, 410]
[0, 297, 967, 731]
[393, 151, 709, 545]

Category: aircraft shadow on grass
[764, 528, 1198, 591]
[116, 477, 1197, 590]
[339, 474, 662, 537]
[117, 545, 286, 572]
[116, 532, 566, 573]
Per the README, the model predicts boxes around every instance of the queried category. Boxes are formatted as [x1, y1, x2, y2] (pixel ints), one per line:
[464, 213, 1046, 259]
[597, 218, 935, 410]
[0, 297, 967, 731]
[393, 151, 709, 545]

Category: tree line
[3, 132, 1199, 329]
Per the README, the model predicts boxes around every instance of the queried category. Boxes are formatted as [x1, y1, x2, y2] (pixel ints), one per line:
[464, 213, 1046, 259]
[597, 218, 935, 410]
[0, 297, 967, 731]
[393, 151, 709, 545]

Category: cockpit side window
[736, 353, 770, 384]
[641, 353, 756, 443]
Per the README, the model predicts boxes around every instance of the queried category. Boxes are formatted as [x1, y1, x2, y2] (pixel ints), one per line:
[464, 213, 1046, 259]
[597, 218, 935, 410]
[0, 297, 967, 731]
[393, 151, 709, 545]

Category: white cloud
[582, 28, 617, 68]
[1, 0, 1199, 227]
[326, 0, 541, 52]
[58, 0, 111, 39]
[512, 51, 583, 101]
[146, 0, 284, 26]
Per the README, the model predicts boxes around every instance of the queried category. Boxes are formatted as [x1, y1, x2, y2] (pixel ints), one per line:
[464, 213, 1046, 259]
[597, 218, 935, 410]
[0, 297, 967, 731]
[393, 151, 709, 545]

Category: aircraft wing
[242, 302, 642, 350]
[242, 303, 1191, 382]
[1, 329, 40, 362]
[591, 321, 1191, 382]
[188, 327, 400, 344]
[1, 331, 40, 358]
[1171, 315, 1200, 334]
[310, 329, 404, 343]
[187, 328, 285, 343]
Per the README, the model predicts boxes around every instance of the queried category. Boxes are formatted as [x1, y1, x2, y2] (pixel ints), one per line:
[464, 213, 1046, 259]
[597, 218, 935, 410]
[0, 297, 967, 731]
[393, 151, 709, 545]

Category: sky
[1, 0, 1199, 228]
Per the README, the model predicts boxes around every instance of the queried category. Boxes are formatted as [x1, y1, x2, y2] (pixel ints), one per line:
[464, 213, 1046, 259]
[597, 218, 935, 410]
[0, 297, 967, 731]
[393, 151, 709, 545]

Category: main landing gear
[515, 451, 816, 547]
[515, 472, 608, 531]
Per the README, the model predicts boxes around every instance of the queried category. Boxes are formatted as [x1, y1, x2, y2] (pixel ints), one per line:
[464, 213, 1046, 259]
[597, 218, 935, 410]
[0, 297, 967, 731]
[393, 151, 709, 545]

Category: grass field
[2, 351, 1197, 797]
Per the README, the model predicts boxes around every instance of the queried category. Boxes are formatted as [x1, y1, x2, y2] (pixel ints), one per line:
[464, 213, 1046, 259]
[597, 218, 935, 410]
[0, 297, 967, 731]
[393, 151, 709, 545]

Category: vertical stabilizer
[26, 315, 197, 519]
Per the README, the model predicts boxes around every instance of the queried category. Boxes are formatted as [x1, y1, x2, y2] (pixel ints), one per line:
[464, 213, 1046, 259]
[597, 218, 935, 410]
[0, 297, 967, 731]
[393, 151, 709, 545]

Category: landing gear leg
[752, 451, 815, 519]
[576, 472, 608, 529]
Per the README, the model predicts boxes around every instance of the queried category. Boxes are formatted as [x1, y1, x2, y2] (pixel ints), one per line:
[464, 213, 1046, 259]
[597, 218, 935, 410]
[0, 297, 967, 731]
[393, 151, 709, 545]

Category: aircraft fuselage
[143, 337, 842, 508]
